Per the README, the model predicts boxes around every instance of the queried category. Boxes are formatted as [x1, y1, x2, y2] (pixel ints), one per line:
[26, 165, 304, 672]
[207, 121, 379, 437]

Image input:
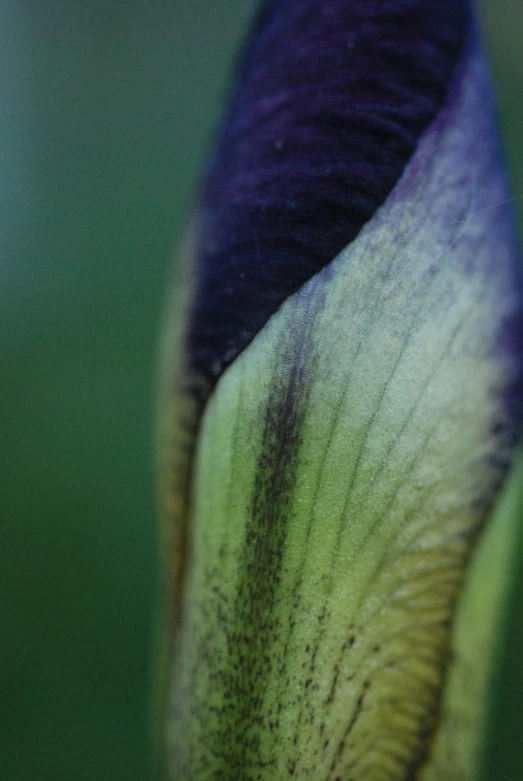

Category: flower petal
[190, 0, 470, 387]
[162, 23, 523, 780]
[156, 4, 523, 780]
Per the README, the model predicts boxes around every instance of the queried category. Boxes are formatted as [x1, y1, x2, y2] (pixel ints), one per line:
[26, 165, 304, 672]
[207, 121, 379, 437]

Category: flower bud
[155, 2, 523, 778]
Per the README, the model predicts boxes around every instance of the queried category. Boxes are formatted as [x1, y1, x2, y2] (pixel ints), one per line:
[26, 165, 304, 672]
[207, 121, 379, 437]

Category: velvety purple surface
[187, 0, 470, 389]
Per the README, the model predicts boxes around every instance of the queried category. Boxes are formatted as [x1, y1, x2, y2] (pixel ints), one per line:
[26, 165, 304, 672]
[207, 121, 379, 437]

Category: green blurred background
[1, 2, 522, 779]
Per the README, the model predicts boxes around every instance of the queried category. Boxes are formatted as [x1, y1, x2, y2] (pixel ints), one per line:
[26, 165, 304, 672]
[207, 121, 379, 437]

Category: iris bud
[155, 1, 523, 779]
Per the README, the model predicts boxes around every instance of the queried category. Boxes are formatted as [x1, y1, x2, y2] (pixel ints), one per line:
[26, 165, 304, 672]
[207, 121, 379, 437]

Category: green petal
[419, 453, 523, 780]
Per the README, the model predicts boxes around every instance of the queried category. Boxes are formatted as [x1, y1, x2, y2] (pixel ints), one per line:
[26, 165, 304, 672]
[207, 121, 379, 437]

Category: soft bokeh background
[1, 2, 521, 779]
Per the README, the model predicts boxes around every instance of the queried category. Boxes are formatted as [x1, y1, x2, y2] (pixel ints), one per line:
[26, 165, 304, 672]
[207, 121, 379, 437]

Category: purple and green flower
[155, 2, 523, 778]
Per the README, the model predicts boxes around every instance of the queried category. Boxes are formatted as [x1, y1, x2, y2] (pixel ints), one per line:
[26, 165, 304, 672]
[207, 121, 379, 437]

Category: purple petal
[188, 0, 470, 390]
